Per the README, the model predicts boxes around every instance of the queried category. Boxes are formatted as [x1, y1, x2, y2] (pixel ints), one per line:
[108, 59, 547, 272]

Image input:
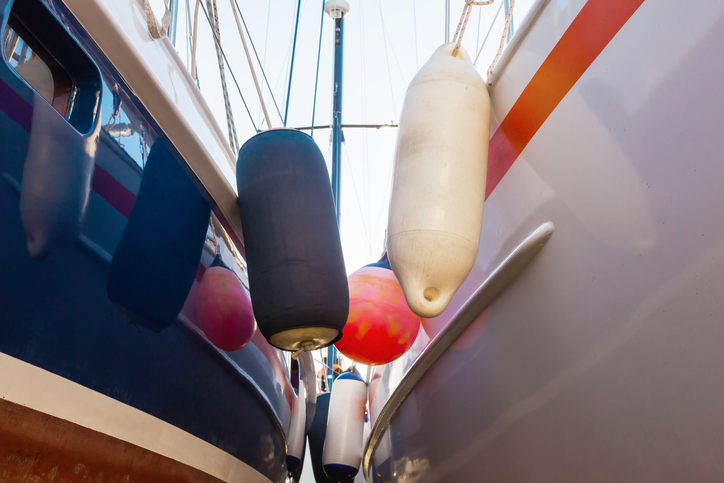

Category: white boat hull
[367, 0, 724, 480]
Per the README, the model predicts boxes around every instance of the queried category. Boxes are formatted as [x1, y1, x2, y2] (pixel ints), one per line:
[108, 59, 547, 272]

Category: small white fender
[387, 42, 490, 318]
[323, 372, 367, 482]
[298, 351, 317, 431]
[286, 379, 306, 474]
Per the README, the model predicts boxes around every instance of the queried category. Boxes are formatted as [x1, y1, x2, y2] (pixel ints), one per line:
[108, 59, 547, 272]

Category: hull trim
[0, 352, 271, 483]
[363, 222, 555, 481]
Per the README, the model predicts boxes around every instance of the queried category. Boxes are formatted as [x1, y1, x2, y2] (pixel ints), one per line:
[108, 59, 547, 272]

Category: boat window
[2, 0, 101, 134]
[3, 22, 73, 118]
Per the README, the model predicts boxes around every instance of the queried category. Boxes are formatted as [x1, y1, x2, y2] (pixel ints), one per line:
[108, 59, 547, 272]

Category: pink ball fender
[335, 254, 421, 365]
[196, 257, 256, 352]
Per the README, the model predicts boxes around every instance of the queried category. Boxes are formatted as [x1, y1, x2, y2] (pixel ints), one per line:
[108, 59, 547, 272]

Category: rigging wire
[372, 147, 395, 249]
[197, 1, 258, 132]
[228, 0, 272, 128]
[276, 0, 309, 113]
[475, 4, 482, 55]
[231, 0, 284, 124]
[412, 0, 419, 71]
[262, 1, 272, 78]
[274, 29, 296, 102]
[191, 0, 200, 81]
[258, 0, 273, 127]
[374, 0, 407, 87]
[184, 0, 192, 67]
[310, 0, 325, 137]
[343, 141, 374, 257]
[284, 0, 302, 126]
[374, 0, 397, 120]
[359, 0, 371, 251]
[473, 0, 503, 67]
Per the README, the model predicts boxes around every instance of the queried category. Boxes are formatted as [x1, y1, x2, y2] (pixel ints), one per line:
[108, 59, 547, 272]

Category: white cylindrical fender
[323, 372, 367, 483]
[298, 351, 317, 431]
[387, 42, 490, 318]
[286, 380, 306, 474]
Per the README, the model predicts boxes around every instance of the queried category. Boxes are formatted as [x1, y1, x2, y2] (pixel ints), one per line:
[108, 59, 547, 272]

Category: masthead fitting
[324, 0, 350, 18]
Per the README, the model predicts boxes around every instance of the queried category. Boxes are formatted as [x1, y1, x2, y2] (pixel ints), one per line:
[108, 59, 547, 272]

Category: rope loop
[451, 0, 495, 57]
[487, 0, 515, 85]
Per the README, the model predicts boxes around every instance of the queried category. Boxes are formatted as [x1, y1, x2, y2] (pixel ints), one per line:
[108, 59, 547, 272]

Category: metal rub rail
[363, 221, 555, 482]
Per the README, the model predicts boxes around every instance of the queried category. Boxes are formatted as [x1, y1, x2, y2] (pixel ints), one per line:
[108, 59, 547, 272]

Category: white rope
[185, 0, 193, 67]
[190, 0, 200, 81]
[473, 0, 504, 67]
[207, 0, 240, 151]
[452, 0, 494, 57]
[487, 0, 515, 85]
[142, 0, 171, 39]
[229, 0, 272, 129]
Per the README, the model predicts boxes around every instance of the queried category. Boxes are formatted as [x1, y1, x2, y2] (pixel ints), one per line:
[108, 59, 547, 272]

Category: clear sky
[165, 0, 534, 274]
[157, 1, 534, 480]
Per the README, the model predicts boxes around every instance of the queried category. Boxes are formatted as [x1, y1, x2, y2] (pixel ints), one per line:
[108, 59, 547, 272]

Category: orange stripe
[486, 0, 646, 198]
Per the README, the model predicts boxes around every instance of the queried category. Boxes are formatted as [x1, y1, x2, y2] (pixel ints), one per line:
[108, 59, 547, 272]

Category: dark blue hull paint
[0, 0, 287, 481]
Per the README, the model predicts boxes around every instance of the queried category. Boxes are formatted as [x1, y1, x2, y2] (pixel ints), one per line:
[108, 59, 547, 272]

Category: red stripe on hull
[196, 263, 206, 283]
[91, 164, 137, 218]
[486, 0, 646, 198]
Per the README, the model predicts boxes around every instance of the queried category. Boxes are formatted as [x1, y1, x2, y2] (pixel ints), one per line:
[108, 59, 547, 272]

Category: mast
[323, 0, 349, 390]
[445, 0, 450, 42]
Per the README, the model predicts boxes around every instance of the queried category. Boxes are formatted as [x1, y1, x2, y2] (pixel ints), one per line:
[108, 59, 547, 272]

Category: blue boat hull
[0, 1, 289, 480]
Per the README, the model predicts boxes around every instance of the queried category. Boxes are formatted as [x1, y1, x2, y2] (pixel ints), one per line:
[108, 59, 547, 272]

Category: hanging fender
[335, 253, 421, 366]
[298, 351, 318, 431]
[20, 97, 100, 259]
[107, 140, 210, 332]
[387, 42, 490, 318]
[236, 129, 349, 352]
[286, 378, 307, 475]
[323, 372, 367, 483]
[195, 254, 256, 352]
[11, 0, 104, 259]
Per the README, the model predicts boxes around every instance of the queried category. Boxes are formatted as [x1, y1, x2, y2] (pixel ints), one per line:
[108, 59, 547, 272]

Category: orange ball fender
[196, 256, 256, 352]
[335, 254, 421, 365]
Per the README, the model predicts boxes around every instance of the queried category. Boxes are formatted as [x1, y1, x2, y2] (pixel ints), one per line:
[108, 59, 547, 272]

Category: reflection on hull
[0, 2, 290, 481]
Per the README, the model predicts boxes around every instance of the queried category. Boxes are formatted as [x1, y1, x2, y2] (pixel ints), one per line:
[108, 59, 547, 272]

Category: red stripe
[91, 166, 210, 283]
[91, 165, 136, 218]
[195, 263, 206, 283]
[485, 0, 646, 198]
[0, 78, 33, 132]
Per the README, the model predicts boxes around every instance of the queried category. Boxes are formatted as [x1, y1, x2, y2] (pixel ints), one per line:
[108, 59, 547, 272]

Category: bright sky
[157, 1, 535, 480]
[165, 0, 534, 275]
[165, 0, 536, 409]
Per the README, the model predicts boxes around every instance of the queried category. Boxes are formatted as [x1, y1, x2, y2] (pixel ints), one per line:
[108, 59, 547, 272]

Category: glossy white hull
[367, 0, 724, 481]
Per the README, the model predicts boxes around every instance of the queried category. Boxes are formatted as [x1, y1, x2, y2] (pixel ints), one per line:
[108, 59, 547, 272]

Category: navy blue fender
[107, 140, 210, 332]
[0, 0, 102, 259]
[307, 392, 335, 483]
[236, 129, 349, 352]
